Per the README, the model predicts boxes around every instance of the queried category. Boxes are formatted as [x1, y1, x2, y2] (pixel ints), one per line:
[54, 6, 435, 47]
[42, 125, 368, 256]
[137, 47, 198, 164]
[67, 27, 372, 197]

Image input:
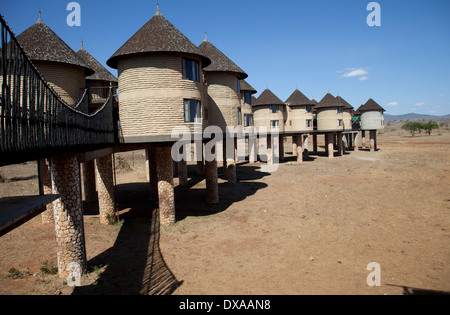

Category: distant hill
[384, 113, 450, 122]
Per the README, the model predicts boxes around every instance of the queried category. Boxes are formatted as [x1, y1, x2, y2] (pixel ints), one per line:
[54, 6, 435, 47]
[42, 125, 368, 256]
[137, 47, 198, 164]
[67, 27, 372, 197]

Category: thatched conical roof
[336, 95, 354, 110]
[360, 98, 385, 112]
[107, 7, 210, 69]
[253, 88, 284, 107]
[240, 80, 257, 94]
[77, 43, 117, 82]
[316, 93, 343, 109]
[17, 13, 94, 75]
[285, 89, 314, 106]
[198, 36, 247, 80]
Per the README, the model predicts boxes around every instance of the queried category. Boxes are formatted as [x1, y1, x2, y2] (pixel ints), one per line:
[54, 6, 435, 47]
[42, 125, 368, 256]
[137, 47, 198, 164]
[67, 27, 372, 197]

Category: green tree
[401, 121, 423, 136]
[422, 121, 439, 136]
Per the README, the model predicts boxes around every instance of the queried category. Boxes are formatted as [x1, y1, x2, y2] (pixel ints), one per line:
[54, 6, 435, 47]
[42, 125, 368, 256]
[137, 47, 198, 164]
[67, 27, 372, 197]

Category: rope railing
[0, 14, 115, 166]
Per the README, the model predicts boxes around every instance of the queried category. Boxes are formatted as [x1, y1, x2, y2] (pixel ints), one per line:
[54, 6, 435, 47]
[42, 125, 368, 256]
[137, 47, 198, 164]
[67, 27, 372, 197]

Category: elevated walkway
[0, 194, 59, 236]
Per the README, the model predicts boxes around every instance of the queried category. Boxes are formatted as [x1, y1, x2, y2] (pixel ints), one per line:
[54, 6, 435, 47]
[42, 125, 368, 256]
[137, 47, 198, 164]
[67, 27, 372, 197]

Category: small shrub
[8, 267, 31, 279]
[116, 156, 132, 171]
[40, 261, 58, 276]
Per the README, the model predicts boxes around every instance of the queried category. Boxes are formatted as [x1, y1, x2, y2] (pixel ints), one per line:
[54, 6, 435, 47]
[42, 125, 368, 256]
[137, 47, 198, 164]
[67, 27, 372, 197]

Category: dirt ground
[0, 122, 449, 295]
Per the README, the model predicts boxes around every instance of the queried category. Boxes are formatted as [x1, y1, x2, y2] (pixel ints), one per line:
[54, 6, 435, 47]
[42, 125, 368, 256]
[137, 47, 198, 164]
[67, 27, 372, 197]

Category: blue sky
[1, 0, 450, 115]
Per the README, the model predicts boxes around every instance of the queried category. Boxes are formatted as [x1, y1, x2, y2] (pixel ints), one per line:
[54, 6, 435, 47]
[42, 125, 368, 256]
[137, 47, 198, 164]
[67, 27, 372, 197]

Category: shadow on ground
[74, 163, 270, 295]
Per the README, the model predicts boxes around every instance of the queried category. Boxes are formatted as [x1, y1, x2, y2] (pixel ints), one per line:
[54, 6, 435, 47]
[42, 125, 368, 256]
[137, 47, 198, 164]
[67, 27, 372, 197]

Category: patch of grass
[8, 266, 31, 279]
[40, 261, 58, 276]
[116, 156, 132, 171]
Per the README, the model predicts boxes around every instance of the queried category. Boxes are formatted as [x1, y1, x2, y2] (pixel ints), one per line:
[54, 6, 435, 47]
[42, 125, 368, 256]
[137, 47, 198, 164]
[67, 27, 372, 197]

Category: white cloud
[342, 68, 368, 78]
[438, 93, 446, 98]
[432, 105, 441, 109]
[414, 102, 425, 107]
[386, 102, 399, 107]
[358, 76, 369, 81]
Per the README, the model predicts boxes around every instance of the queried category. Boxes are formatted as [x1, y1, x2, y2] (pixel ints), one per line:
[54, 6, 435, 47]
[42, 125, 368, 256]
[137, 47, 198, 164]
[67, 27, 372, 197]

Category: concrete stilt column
[196, 143, 205, 176]
[50, 154, 86, 279]
[148, 147, 158, 200]
[313, 134, 318, 154]
[95, 154, 115, 225]
[197, 160, 205, 176]
[295, 135, 303, 163]
[370, 130, 377, 152]
[224, 137, 237, 184]
[362, 131, 366, 148]
[156, 144, 175, 226]
[267, 134, 273, 165]
[178, 159, 188, 187]
[327, 133, 334, 159]
[279, 135, 284, 160]
[292, 136, 298, 157]
[205, 144, 219, 204]
[81, 160, 96, 202]
[39, 159, 54, 223]
[348, 133, 353, 149]
[337, 132, 344, 156]
[354, 132, 359, 151]
[249, 135, 257, 163]
[304, 135, 310, 159]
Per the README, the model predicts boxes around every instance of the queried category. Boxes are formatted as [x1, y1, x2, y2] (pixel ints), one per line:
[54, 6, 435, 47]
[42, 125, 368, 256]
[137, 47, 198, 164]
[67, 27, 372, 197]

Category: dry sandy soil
[0, 122, 449, 295]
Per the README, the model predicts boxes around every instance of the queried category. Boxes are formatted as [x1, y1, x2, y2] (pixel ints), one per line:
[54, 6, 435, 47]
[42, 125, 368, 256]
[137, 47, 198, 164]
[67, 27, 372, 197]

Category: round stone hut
[284, 89, 314, 133]
[239, 80, 257, 131]
[16, 13, 94, 106]
[336, 95, 354, 131]
[359, 98, 385, 130]
[252, 88, 286, 132]
[198, 35, 248, 133]
[316, 92, 345, 132]
[106, 7, 211, 143]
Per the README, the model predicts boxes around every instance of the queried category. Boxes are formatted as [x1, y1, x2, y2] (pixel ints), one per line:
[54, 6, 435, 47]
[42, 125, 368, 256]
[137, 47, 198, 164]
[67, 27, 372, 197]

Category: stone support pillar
[95, 154, 115, 225]
[224, 137, 237, 184]
[279, 135, 284, 160]
[267, 134, 273, 165]
[313, 134, 318, 154]
[327, 133, 334, 159]
[354, 132, 359, 151]
[81, 160, 96, 203]
[337, 132, 344, 156]
[39, 159, 54, 223]
[295, 135, 303, 163]
[50, 154, 86, 279]
[303, 135, 310, 159]
[248, 135, 257, 163]
[370, 130, 377, 152]
[205, 144, 219, 204]
[292, 136, 298, 157]
[156, 144, 175, 226]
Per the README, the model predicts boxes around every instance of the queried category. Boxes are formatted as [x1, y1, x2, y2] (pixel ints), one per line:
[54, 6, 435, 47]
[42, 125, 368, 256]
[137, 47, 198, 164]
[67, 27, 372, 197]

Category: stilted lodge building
[16, 13, 94, 106]
[106, 7, 211, 143]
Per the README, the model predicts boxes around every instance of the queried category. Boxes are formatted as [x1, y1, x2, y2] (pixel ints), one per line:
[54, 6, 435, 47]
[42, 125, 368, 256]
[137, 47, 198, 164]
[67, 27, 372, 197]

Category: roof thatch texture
[316, 93, 343, 109]
[336, 95, 354, 110]
[107, 10, 210, 69]
[240, 80, 257, 94]
[198, 38, 247, 80]
[253, 89, 284, 106]
[285, 89, 313, 106]
[360, 98, 385, 112]
[17, 16, 94, 75]
[77, 44, 118, 82]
